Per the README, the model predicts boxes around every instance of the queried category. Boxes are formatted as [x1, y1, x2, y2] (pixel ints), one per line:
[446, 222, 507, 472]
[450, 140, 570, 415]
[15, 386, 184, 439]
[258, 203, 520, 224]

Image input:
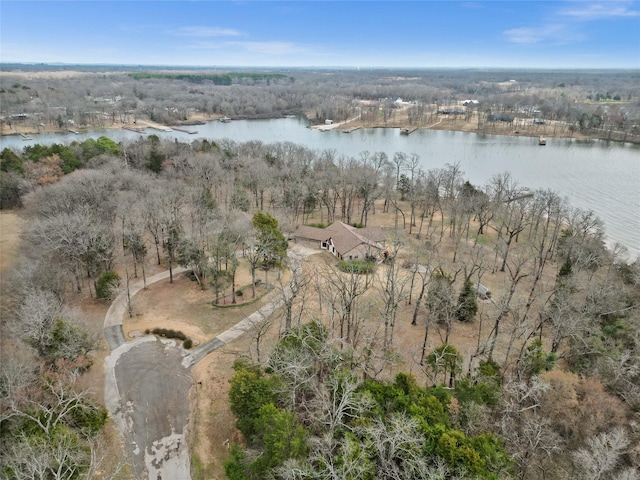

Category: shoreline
[308, 114, 610, 142]
[2, 113, 638, 145]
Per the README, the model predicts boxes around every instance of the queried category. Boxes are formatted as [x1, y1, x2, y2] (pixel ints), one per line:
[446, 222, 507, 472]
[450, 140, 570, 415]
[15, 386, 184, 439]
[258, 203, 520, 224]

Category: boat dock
[123, 126, 146, 134]
[137, 120, 173, 132]
[68, 129, 80, 134]
[20, 133, 33, 140]
[148, 125, 173, 132]
[400, 127, 419, 135]
[171, 126, 198, 134]
[343, 127, 361, 133]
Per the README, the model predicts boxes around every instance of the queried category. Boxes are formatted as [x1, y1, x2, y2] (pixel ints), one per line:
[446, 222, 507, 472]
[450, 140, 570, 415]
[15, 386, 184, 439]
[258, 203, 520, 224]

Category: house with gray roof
[294, 222, 387, 260]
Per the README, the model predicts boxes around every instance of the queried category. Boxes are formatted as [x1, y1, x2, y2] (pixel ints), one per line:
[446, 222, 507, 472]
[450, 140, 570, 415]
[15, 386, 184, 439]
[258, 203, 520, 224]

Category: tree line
[128, 72, 292, 85]
[2, 67, 638, 141]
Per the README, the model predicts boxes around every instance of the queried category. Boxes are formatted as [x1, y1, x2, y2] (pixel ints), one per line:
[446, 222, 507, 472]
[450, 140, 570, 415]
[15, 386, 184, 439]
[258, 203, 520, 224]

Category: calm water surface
[2, 118, 638, 258]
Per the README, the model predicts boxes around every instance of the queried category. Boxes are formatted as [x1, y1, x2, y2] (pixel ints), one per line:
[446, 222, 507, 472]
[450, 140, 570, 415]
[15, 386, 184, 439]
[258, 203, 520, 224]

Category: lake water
[2, 117, 639, 259]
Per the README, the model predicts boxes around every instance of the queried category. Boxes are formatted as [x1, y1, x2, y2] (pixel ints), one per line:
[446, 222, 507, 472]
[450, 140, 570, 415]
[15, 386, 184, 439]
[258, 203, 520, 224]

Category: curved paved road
[103, 246, 313, 479]
[103, 267, 187, 351]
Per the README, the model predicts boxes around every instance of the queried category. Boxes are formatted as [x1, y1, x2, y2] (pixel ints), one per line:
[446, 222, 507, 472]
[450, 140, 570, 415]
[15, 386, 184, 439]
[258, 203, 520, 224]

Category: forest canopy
[127, 72, 292, 85]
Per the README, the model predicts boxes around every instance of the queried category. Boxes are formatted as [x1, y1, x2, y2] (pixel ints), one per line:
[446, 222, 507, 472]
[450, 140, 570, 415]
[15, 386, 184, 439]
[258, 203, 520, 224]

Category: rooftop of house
[295, 221, 386, 256]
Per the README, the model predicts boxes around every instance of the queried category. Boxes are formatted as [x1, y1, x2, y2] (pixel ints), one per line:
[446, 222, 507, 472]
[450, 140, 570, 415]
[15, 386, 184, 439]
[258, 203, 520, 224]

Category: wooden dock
[147, 125, 173, 132]
[343, 127, 362, 133]
[137, 120, 173, 132]
[123, 126, 146, 134]
[68, 129, 80, 134]
[400, 127, 419, 135]
[171, 126, 198, 134]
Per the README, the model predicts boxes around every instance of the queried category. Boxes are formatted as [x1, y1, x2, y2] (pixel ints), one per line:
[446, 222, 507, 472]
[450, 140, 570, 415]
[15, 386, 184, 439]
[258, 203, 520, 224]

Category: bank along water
[1, 117, 638, 259]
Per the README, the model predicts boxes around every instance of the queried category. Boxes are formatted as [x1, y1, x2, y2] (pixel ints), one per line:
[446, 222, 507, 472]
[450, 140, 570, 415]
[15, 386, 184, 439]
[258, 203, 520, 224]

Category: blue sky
[1, 1, 639, 68]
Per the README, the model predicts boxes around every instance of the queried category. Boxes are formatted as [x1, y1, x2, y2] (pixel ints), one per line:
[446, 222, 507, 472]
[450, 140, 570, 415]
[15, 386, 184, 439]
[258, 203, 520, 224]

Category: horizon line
[2, 62, 639, 72]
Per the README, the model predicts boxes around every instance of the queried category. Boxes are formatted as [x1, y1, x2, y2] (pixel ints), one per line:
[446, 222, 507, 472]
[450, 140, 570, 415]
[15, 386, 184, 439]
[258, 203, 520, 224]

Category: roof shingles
[295, 222, 385, 257]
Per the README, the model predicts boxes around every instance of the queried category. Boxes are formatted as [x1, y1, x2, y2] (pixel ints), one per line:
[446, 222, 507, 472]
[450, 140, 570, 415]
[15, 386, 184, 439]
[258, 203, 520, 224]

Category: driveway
[103, 245, 316, 479]
[105, 337, 192, 479]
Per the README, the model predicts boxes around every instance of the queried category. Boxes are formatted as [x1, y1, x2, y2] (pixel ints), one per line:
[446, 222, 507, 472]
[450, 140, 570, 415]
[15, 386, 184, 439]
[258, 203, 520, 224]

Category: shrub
[1, 148, 24, 174]
[69, 402, 109, 433]
[47, 318, 95, 362]
[0, 172, 28, 209]
[522, 339, 557, 376]
[95, 270, 120, 299]
[229, 359, 278, 439]
[337, 259, 375, 274]
[151, 327, 187, 341]
[183, 338, 193, 349]
[305, 222, 330, 228]
[454, 377, 500, 406]
[224, 445, 250, 480]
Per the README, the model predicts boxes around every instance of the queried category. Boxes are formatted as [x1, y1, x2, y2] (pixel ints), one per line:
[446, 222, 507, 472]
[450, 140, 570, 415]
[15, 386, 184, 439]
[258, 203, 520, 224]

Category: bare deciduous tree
[572, 428, 631, 480]
[319, 257, 372, 345]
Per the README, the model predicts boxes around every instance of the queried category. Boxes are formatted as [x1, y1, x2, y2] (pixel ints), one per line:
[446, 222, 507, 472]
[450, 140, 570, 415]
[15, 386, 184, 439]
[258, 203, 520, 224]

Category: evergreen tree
[252, 211, 288, 269]
[457, 278, 478, 322]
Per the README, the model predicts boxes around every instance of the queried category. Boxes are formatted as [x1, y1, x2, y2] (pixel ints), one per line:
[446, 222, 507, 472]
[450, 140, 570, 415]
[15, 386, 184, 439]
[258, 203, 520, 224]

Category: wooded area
[1, 67, 639, 479]
[1, 66, 639, 142]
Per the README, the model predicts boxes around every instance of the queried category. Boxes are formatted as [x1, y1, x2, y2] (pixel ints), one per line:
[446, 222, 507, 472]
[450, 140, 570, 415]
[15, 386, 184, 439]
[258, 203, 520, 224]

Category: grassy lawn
[123, 262, 290, 343]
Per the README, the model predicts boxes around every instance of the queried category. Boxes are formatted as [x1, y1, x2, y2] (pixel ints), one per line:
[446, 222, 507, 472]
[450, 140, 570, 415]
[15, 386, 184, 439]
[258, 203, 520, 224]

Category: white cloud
[185, 41, 225, 50]
[504, 2, 636, 48]
[172, 26, 243, 37]
[503, 24, 576, 44]
[559, 1, 640, 20]
[504, 27, 544, 44]
[227, 41, 306, 55]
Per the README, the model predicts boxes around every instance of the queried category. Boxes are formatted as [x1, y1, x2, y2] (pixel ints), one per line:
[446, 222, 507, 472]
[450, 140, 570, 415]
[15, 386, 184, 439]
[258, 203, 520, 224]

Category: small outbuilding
[476, 283, 492, 300]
